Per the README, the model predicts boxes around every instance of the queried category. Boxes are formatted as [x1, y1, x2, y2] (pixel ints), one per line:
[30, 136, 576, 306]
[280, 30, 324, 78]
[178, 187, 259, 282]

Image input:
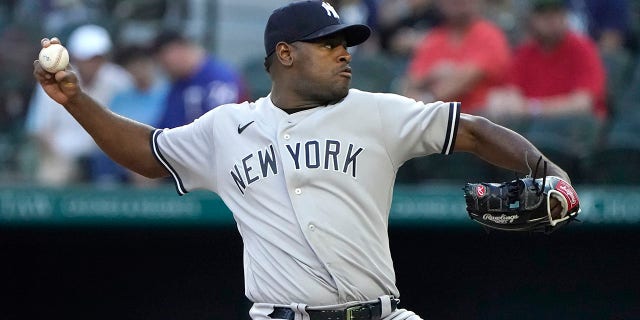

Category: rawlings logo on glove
[482, 213, 519, 224]
[463, 174, 580, 233]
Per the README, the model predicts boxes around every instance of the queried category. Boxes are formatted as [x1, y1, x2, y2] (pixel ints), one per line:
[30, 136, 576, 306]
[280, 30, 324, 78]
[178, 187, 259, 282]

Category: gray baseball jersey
[151, 89, 460, 306]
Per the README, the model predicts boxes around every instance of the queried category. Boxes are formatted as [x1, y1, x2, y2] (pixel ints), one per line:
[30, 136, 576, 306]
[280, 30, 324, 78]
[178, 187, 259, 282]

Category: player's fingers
[54, 69, 76, 82]
[55, 70, 80, 92]
[40, 37, 62, 49]
[33, 60, 53, 80]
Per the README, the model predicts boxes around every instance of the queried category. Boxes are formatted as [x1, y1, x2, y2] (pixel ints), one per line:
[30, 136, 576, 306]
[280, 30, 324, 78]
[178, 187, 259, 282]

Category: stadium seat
[600, 49, 634, 117]
[585, 116, 640, 184]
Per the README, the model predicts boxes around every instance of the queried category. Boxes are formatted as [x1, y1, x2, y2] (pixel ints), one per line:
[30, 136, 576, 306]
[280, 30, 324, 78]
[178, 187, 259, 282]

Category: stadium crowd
[1, 0, 639, 186]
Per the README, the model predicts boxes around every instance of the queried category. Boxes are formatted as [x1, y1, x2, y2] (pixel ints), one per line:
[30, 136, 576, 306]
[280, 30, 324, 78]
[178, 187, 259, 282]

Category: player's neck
[271, 97, 323, 113]
[270, 90, 324, 112]
[281, 106, 318, 114]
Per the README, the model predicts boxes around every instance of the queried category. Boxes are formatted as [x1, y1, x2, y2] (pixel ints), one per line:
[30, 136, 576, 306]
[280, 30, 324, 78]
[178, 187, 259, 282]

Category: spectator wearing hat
[25, 24, 133, 185]
[152, 30, 249, 129]
[485, 0, 606, 121]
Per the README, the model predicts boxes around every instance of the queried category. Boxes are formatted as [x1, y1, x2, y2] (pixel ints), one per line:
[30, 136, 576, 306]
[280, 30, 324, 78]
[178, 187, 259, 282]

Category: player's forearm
[63, 93, 169, 179]
[455, 114, 570, 182]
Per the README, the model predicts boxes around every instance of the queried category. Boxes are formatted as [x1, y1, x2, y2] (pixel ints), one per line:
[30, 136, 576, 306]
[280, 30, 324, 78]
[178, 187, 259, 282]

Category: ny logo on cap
[322, 2, 339, 19]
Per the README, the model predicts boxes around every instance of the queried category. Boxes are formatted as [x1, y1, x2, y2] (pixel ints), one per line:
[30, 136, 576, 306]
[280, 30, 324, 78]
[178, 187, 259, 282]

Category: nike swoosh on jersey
[237, 121, 255, 134]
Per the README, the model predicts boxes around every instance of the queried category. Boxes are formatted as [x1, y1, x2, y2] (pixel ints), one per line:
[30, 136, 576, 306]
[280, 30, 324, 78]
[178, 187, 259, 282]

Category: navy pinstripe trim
[441, 102, 461, 155]
[151, 129, 188, 196]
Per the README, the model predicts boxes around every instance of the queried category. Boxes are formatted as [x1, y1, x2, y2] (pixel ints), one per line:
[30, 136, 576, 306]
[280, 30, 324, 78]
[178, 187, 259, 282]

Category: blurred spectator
[0, 25, 39, 130]
[377, 0, 442, 58]
[25, 24, 133, 185]
[152, 30, 248, 129]
[402, 0, 511, 114]
[563, 0, 633, 117]
[565, 0, 631, 55]
[90, 45, 169, 187]
[485, 0, 606, 121]
[0, 4, 41, 182]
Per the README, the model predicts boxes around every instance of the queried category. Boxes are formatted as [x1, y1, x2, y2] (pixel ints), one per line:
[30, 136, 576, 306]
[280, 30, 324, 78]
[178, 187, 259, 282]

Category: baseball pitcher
[33, 1, 578, 319]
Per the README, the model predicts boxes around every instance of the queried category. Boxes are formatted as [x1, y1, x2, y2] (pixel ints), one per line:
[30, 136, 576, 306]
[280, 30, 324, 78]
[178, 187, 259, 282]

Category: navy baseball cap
[264, 1, 371, 57]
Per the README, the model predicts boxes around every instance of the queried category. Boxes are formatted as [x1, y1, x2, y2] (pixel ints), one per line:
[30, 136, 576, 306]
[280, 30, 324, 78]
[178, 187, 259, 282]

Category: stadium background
[1, 0, 640, 319]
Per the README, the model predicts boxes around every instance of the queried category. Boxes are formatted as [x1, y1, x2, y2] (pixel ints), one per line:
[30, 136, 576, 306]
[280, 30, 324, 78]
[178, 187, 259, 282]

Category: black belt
[269, 298, 399, 320]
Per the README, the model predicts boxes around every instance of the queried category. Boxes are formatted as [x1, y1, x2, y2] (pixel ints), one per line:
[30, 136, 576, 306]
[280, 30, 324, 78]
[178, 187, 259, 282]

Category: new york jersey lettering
[285, 140, 363, 177]
[231, 144, 278, 195]
[230, 140, 364, 194]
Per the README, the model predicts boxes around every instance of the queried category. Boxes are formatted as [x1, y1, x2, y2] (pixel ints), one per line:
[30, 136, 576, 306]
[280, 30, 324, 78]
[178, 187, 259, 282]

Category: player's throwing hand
[33, 38, 80, 106]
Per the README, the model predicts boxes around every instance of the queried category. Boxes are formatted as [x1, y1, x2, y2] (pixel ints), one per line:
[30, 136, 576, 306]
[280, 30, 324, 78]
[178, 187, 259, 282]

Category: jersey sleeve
[151, 111, 218, 195]
[375, 93, 460, 167]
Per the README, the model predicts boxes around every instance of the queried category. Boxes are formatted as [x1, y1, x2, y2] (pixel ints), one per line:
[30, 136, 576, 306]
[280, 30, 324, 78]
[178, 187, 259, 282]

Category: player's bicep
[454, 113, 525, 157]
[453, 113, 483, 153]
[141, 131, 172, 178]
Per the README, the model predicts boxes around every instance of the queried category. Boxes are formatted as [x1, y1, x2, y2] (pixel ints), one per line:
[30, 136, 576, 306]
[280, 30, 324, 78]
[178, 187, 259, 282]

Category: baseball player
[33, 1, 572, 319]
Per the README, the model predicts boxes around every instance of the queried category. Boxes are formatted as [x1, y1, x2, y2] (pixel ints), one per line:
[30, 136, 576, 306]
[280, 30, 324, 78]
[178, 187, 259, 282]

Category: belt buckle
[344, 304, 371, 320]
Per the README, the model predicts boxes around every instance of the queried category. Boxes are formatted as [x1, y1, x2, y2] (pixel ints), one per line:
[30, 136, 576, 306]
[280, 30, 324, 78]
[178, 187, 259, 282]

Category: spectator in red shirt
[402, 0, 511, 114]
[485, 0, 607, 122]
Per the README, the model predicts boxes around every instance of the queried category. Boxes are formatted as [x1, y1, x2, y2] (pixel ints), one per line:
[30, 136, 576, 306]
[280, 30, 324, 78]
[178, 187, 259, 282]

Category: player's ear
[275, 42, 294, 67]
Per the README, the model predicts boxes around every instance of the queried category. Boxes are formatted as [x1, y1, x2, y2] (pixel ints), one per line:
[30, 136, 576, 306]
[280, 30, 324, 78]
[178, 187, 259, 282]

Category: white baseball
[38, 43, 69, 73]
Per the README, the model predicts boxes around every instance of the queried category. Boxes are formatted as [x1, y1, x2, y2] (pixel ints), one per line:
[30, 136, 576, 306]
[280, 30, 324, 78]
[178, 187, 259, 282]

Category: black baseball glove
[463, 175, 580, 233]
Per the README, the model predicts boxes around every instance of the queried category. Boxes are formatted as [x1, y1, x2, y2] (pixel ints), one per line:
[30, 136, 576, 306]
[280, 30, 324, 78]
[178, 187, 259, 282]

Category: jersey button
[283, 134, 291, 140]
[294, 188, 302, 195]
[308, 224, 316, 231]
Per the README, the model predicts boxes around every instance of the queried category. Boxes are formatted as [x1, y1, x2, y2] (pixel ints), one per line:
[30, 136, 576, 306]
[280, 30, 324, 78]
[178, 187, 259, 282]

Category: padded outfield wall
[1, 184, 639, 319]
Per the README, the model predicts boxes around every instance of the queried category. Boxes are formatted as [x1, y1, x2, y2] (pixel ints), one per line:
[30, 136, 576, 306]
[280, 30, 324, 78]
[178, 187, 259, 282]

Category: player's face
[290, 34, 352, 104]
